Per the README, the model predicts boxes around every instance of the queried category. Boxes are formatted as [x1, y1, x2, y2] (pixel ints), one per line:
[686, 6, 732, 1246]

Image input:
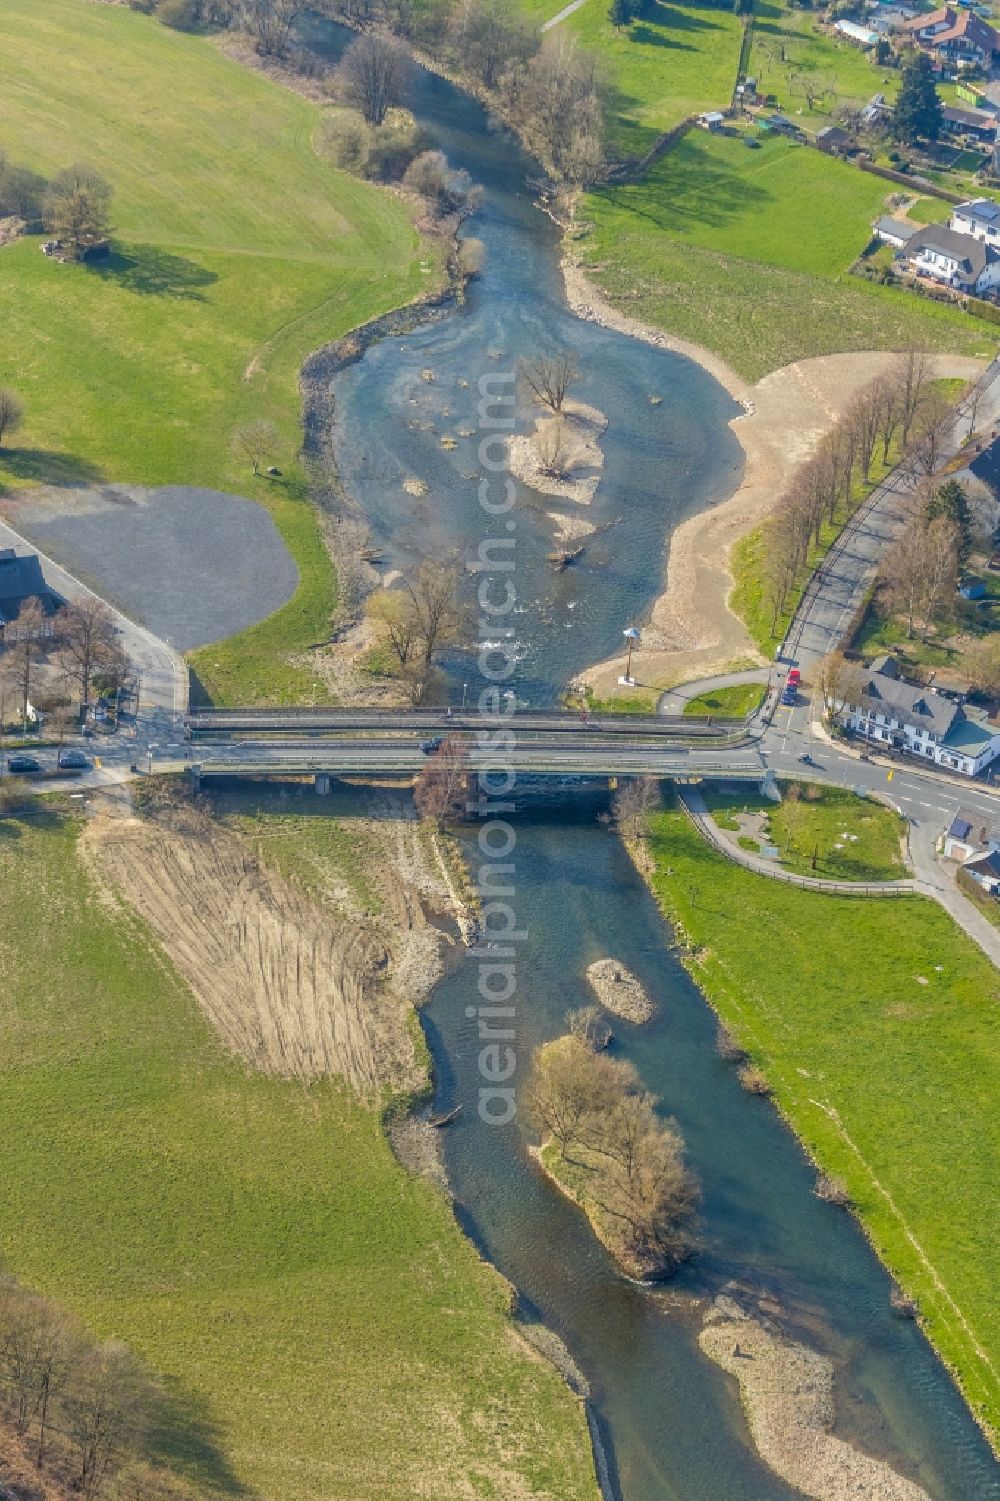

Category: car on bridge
[420, 738, 444, 755]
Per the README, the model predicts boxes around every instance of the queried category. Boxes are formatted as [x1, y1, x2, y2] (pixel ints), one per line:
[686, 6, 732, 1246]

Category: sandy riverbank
[563, 260, 985, 699]
[700, 1290, 931, 1501]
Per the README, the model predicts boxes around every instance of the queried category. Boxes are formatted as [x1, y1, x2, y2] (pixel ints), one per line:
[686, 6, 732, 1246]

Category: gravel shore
[586, 958, 655, 1023]
[700, 1292, 931, 1501]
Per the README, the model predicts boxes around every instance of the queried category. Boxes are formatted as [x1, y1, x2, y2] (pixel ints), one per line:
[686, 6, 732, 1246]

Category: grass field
[647, 802, 1000, 1440]
[579, 131, 995, 380]
[682, 681, 762, 717]
[534, 0, 745, 155]
[750, 2, 899, 127]
[703, 780, 909, 880]
[0, 0, 443, 703]
[0, 808, 598, 1501]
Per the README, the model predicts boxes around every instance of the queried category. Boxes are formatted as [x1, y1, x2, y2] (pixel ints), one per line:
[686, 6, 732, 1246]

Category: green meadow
[579, 131, 993, 380]
[0, 809, 598, 1500]
[0, 0, 443, 702]
[648, 804, 1000, 1441]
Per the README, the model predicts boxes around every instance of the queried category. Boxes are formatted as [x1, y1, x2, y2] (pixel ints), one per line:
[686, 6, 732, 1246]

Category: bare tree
[535, 417, 569, 477]
[3, 597, 51, 724]
[399, 558, 464, 664]
[964, 369, 990, 441]
[57, 598, 120, 710]
[0, 387, 24, 450]
[882, 513, 928, 639]
[334, 33, 409, 126]
[43, 164, 113, 259]
[237, 0, 302, 56]
[918, 514, 959, 641]
[520, 351, 579, 413]
[366, 587, 420, 667]
[64, 1343, 151, 1501]
[0, 1279, 78, 1466]
[897, 346, 932, 446]
[814, 651, 863, 720]
[451, 0, 538, 89]
[232, 419, 277, 476]
[964, 635, 1000, 698]
[501, 33, 604, 184]
[610, 776, 660, 842]
[909, 388, 952, 478]
[412, 736, 468, 827]
[565, 1003, 611, 1052]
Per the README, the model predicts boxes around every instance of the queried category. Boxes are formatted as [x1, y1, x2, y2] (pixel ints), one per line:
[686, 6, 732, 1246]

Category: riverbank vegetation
[704, 780, 909, 882]
[730, 356, 966, 657]
[0, 0, 446, 704]
[645, 800, 1000, 1441]
[0, 804, 600, 1500]
[576, 132, 993, 381]
[529, 1032, 699, 1279]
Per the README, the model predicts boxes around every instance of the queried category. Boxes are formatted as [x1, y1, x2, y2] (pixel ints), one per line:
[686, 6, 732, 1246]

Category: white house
[950, 197, 1000, 244]
[873, 215, 915, 249]
[905, 223, 1000, 294]
[840, 656, 1000, 776]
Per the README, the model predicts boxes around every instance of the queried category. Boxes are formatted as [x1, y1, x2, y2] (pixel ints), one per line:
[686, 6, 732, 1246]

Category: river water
[302, 16, 1000, 1497]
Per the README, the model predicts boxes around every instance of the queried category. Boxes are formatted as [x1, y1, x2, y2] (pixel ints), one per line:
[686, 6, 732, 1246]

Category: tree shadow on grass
[640, 0, 725, 34]
[604, 137, 772, 234]
[93, 246, 218, 301]
[148, 1382, 258, 1498]
[630, 24, 697, 50]
[0, 448, 105, 488]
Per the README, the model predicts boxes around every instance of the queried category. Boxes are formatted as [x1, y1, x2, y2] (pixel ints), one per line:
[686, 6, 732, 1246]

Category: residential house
[941, 104, 998, 140]
[949, 197, 1000, 243]
[902, 5, 1000, 67]
[697, 111, 725, 131]
[839, 654, 1000, 775]
[817, 124, 852, 154]
[0, 549, 60, 635]
[961, 849, 1000, 891]
[905, 222, 1000, 293]
[873, 214, 916, 248]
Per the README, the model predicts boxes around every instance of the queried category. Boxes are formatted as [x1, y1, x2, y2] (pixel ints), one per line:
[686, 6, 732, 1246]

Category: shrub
[157, 0, 201, 25]
[968, 297, 1000, 325]
[814, 1173, 851, 1207]
[737, 1063, 771, 1096]
[715, 1024, 747, 1064]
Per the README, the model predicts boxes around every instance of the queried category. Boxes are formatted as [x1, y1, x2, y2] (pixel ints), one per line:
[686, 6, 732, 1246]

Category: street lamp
[619, 627, 641, 688]
[462, 681, 468, 711]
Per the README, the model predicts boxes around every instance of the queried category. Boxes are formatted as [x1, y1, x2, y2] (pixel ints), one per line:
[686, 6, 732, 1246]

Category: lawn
[579, 131, 995, 380]
[682, 681, 762, 717]
[0, 809, 599, 1501]
[536, 0, 746, 155]
[647, 803, 1000, 1440]
[750, 1, 900, 128]
[703, 779, 909, 880]
[907, 196, 956, 226]
[0, 0, 444, 703]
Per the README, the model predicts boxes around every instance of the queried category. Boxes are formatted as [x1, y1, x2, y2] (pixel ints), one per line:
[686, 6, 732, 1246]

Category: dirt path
[562, 262, 985, 699]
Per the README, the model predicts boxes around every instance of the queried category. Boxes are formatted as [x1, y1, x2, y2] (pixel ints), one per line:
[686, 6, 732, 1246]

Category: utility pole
[619, 627, 640, 687]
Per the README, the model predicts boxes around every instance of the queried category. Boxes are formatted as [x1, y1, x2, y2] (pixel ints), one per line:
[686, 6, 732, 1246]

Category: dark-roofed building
[902, 4, 1000, 66]
[816, 124, 852, 155]
[961, 849, 1000, 892]
[839, 657, 1000, 775]
[0, 549, 61, 634]
[905, 223, 1000, 294]
[941, 105, 997, 141]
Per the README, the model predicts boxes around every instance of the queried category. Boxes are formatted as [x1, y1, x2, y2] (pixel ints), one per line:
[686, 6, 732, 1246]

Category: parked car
[781, 687, 797, 705]
[420, 738, 444, 755]
[58, 749, 91, 770]
[7, 754, 41, 774]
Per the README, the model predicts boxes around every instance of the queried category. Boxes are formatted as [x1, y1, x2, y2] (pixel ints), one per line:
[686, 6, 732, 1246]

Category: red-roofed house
[902, 6, 999, 67]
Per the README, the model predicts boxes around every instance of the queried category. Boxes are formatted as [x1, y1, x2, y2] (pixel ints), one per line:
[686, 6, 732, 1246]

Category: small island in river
[586, 958, 655, 1023]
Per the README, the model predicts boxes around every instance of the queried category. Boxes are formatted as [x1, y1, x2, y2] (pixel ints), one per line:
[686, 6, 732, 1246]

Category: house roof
[948, 813, 974, 840]
[858, 672, 960, 737]
[907, 223, 995, 280]
[942, 713, 995, 751]
[904, 5, 999, 50]
[953, 197, 1000, 228]
[962, 850, 1000, 879]
[874, 216, 915, 242]
[0, 550, 59, 618]
[869, 653, 902, 677]
[942, 105, 997, 131]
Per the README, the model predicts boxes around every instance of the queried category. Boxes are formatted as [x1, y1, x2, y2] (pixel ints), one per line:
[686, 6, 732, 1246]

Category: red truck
[786, 667, 801, 688]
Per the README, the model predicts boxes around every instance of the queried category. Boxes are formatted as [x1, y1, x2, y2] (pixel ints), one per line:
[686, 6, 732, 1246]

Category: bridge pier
[760, 769, 781, 802]
[314, 773, 332, 796]
[189, 765, 201, 794]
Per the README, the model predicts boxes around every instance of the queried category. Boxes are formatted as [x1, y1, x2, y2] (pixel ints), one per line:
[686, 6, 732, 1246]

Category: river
[301, 16, 1000, 1498]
